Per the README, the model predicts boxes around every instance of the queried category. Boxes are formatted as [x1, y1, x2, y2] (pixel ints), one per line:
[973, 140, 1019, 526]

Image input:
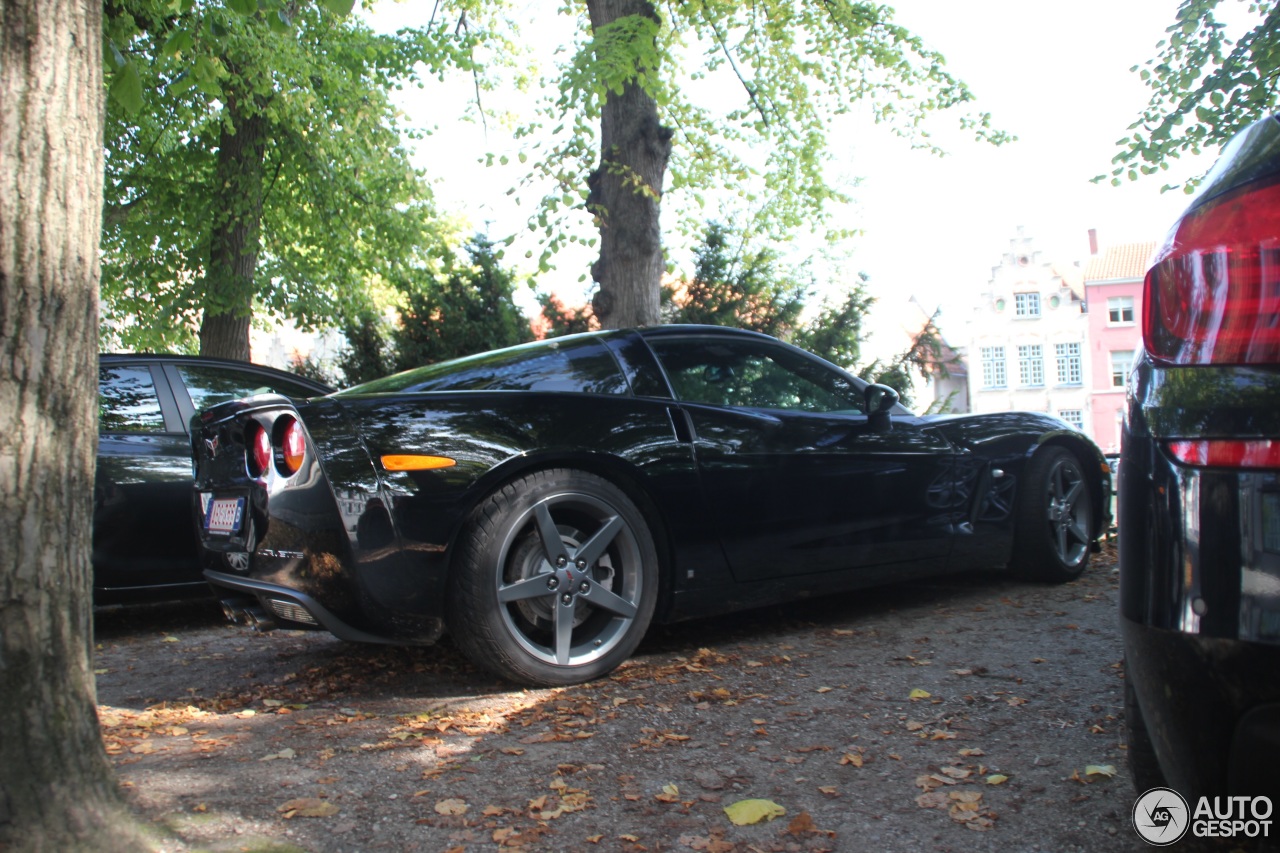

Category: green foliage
[501, 0, 1011, 269]
[336, 308, 396, 386]
[1103, 0, 1278, 191]
[670, 222, 952, 410]
[662, 222, 807, 337]
[100, 0, 483, 353]
[392, 237, 534, 371]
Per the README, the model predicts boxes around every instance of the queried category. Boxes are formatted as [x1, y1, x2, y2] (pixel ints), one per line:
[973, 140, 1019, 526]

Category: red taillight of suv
[246, 422, 271, 478]
[276, 416, 306, 476]
[1167, 439, 1280, 469]
[1144, 180, 1280, 366]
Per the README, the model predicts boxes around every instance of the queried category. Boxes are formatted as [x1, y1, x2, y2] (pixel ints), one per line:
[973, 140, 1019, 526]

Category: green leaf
[109, 61, 144, 115]
[160, 30, 194, 57]
[225, 0, 257, 15]
[319, 0, 356, 15]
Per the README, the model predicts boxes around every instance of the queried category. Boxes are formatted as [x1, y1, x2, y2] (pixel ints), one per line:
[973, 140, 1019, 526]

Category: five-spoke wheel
[447, 469, 658, 686]
[1011, 447, 1094, 583]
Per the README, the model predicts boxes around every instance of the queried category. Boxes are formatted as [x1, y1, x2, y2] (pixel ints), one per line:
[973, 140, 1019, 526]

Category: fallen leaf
[260, 748, 295, 761]
[987, 774, 1009, 785]
[434, 798, 468, 816]
[1084, 764, 1117, 778]
[278, 798, 338, 818]
[839, 752, 864, 767]
[787, 811, 818, 834]
[724, 798, 786, 826]
[909, 688, 931, 700]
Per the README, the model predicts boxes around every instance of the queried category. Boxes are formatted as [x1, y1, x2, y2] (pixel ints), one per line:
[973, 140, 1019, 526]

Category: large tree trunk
[585, 0, 672, 329]
[0, 1, 145, 849]
[199, 99, 266, 361]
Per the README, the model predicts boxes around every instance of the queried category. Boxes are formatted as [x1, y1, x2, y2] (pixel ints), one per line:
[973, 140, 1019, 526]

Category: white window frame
[1055, 341, 1082, 385]
[1110, 350, 1135, 387]
[1018, 344, 1044, 387]
[1107, 295, 1136, 324]
[1058, 409, 1084, 431]
[980, 346, 1006, 389]
[1014, 292, 1041, 317]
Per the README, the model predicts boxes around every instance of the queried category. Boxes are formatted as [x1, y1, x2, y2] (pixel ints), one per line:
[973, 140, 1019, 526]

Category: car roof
[634, 324, 780, 343]
[99, 353, 334, 393]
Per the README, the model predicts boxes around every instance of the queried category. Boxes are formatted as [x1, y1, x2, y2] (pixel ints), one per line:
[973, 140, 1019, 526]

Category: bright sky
[367, 1, 1228, 333]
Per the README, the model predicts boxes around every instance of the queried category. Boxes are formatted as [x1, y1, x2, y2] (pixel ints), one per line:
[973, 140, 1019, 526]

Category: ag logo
[1133, 787, 1190, 845]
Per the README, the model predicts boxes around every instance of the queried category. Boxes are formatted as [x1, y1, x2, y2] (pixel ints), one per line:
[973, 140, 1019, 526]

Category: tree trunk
[199, 99, 266, 361]
[585, 0, 672, 329]
[0, 1, 145, 849]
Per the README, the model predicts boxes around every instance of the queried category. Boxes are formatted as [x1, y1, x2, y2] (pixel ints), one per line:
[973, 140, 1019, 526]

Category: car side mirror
[864, 383, 899, 432]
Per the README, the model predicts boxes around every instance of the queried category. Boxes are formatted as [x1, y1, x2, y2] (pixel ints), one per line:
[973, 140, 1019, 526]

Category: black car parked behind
[95, 354, 332, 604]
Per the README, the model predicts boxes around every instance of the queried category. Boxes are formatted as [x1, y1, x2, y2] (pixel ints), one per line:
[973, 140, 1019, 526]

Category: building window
[1107, 295, 1135, 324]
[1058, 409, 1084, 431]
[1015, 292, 1041, 317]
[980, 346, 1006, 388]
[1018, 344, 1044, 386]
[1111, 350, 1135, 387]
[1055, 342, 1082, 385]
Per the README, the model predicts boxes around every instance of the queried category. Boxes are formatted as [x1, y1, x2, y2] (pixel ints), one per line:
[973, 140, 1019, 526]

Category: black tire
[1010, 446, 1094, 583]
[1125, 678, 1168, 793]
[446, 468, 659, 686]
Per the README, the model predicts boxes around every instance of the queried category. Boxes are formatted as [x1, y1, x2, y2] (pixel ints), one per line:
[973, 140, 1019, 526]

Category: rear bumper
[1123, 618, 1280, 800]
[205, 569, 442, 646]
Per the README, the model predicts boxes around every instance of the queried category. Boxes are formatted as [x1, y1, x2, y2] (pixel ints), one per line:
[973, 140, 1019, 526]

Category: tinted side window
[99, 365, 167, 432]
[649, 339, 862, 414]
[344, 338, 628, 396]
[177, 365, 320, 414]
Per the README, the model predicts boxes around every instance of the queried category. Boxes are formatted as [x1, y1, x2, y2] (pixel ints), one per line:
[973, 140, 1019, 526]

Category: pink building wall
[1085, 278, 1144, 453]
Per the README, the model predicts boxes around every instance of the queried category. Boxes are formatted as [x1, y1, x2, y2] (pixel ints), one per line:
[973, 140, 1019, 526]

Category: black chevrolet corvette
[193, 325, 1111, 686]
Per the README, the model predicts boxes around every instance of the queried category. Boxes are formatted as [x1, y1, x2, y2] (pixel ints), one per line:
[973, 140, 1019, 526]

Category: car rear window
[339, 336, 628, 396]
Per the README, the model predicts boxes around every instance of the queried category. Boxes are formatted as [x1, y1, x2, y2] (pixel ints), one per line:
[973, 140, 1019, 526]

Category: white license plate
[204, 496, 245, 536]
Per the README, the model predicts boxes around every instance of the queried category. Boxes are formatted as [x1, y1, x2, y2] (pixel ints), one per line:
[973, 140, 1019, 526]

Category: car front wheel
[1011, 446, 1093, 583]
[447, 468, 659, 686]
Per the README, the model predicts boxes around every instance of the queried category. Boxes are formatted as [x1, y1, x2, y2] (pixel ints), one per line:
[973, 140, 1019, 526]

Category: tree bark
[198, 98, 266, 361]
[585, 0, 672, 329]
[0, 1, 145, 849]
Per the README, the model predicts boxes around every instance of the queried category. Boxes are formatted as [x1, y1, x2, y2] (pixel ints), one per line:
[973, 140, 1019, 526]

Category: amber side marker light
[381, 454, 457, 471]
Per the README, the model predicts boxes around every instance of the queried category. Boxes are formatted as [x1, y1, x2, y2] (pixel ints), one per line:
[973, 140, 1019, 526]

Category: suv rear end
[1120, 114, 1280, 801]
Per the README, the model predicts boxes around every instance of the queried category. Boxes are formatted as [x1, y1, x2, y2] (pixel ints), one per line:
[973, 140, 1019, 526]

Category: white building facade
[965, 229, 1092, 433]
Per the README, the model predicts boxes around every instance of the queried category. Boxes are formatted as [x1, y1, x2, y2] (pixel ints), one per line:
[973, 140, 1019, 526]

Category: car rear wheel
[1011, 447, 1093, 583]
[447, 469, 659, 686]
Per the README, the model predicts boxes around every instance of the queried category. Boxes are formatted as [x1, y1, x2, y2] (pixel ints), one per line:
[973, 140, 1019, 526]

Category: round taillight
[277, 416, 306, 476]
[246, 422, 271, 478]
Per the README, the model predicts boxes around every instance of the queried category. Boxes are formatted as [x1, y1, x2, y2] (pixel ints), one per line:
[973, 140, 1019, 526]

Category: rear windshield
[337, 335, 628, 397]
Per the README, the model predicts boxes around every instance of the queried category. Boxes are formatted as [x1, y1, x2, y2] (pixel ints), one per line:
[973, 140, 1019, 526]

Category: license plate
[204, 496, 245, 536]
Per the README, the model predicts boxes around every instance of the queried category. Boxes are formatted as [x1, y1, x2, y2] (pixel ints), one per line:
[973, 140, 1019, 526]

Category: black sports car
[193, 325, 1111, 686]
[96, 354, 332, 604]
[1121, 113, 1280, 801]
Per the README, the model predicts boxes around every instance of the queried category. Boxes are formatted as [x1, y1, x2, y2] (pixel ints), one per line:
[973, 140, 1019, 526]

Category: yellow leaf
[162, 636, 179, 643]
[278, 798, 338, 818]
[839, 752, 863, 767]
[1084, 764, 1117, 778]
[724, 798, 786, 826]
[909, 689, 931, 700]
[434, 798, 468, 815]
[986, 774, 1009, 785]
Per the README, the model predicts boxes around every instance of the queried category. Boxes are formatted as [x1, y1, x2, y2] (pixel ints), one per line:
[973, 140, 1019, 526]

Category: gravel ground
[92, 544, 1265, 852]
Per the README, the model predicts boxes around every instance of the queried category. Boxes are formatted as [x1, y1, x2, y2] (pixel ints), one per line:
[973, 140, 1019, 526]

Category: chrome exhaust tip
[243, 605, 277, 632]
[221, 598, 250, 625]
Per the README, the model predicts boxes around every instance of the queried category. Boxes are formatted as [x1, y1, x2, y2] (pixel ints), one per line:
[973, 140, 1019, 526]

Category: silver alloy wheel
[1045, 455, 1090, 566]
[494, 491, 644, 667]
